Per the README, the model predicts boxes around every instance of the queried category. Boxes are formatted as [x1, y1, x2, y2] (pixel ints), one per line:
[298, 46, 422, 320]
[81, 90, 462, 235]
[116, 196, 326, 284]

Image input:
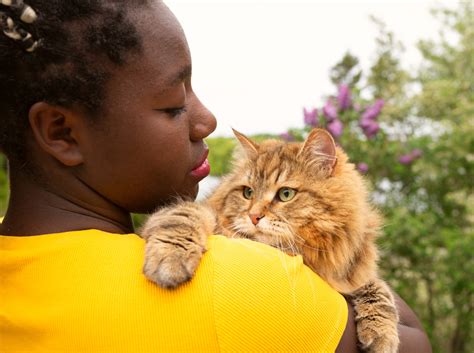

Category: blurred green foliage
[207, 134, 278, 176]
[205, 4, 473, 352]
[207, 137, 237, 176]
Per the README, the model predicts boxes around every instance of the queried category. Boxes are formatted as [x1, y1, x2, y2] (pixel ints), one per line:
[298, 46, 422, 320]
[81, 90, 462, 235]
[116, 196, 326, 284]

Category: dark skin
[0, 2, 431, 352]
[337, 295, 432, 353]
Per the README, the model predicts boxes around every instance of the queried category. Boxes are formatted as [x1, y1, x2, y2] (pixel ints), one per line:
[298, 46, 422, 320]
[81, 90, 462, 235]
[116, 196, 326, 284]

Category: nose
[189, 95, 217, 142]
[249, 213, 265, 226]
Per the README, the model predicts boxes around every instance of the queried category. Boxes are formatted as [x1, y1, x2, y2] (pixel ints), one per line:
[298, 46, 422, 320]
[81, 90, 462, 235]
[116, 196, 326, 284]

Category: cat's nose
[249, 213, 264, 225]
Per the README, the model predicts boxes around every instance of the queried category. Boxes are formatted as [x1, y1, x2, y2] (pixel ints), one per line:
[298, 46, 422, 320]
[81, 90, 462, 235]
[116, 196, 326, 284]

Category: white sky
[166, 0, 459, 137]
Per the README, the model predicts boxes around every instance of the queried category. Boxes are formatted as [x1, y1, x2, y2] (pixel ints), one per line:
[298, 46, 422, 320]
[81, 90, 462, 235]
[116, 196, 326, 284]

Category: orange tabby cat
[141, 128, 399, 353]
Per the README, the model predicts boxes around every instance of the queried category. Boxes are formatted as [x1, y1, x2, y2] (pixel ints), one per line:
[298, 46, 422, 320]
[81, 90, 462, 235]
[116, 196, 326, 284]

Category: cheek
[268, 205, 288, 222]
[223, 193, 250, 221]
[84, 126, 193, 212]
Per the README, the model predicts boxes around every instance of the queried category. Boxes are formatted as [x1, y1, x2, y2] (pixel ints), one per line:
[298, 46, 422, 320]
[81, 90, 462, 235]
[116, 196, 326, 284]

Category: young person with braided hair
[0, 1, 431, 352]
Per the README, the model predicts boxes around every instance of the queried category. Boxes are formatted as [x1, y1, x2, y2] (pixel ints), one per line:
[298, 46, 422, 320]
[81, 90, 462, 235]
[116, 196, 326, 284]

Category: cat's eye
[243, 187, 254, 199]
[278, 187, 296, 202]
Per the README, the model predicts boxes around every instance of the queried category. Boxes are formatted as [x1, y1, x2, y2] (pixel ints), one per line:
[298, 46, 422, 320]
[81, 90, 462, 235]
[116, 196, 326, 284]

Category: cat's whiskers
[293, 239, 330, 253]
[285, 232, 303, 257]
[380, 222, 393, 229]
[277, 214, 329, 254]
[278, 215, 306, 254]
[228, 221, 271, 257]
[274, 232, 299, 305]
[288, 238, 300, 257]
[228, 228, 242, 239]
[229, 221, 251, 238]
[276, 233, 292, 283]
[264, 221, 301, 256]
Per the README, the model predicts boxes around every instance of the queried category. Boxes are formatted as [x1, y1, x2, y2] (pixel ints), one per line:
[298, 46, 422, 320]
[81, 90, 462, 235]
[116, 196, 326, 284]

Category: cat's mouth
[231, 220, 297, 249]
[234, 229, 271, 243]
[253, 233, 273, 243]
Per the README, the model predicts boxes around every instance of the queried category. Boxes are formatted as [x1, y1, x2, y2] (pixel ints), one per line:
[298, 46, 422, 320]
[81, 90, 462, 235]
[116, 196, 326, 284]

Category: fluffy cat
[141, 128, 399, 353]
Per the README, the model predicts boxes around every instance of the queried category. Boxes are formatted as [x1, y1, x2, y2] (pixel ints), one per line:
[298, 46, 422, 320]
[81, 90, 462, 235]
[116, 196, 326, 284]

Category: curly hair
[0, 0, 150, 161]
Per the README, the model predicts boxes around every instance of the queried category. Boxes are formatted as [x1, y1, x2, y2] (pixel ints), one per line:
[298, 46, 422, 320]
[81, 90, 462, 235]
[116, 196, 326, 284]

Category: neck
[0, 167, 134, 236]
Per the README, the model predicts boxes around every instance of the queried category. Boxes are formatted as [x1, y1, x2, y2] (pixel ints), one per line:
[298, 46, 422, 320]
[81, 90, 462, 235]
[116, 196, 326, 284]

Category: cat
[141, 128, 399, 353]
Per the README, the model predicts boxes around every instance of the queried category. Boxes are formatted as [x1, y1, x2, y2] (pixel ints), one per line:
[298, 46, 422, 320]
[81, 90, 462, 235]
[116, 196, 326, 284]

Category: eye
[159, 106, 187, 118]
[243, 187, 254, 199]
[277, 187, 296, 202]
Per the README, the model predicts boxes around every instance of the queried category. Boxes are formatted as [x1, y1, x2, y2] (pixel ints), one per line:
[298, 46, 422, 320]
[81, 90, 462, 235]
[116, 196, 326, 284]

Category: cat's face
[225, 153, 311, 252]
[220, 129, 350, 254]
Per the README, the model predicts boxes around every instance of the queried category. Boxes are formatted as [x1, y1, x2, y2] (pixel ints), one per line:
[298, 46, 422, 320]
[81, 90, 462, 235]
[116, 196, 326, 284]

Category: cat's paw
[143, 237, 205, 289]
[352, 279, 400, 353]
[140, 202, 215, 288]
[357, 326, 399, 353]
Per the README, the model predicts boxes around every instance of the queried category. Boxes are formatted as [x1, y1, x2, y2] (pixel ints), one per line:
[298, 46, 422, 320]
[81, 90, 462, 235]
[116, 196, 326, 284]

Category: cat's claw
[359, 333, 399, 353]
[357, 319, 399, 353]
[143, 240, 205, 289]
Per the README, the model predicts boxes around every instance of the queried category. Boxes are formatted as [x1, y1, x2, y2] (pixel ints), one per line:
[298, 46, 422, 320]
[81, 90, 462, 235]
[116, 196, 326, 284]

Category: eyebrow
[167, 64, 192, 87]
[154, 65, 192, 98]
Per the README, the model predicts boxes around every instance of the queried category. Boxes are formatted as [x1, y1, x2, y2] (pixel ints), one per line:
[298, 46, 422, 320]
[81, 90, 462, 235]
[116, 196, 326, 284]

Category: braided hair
[0, 0, 150, 161]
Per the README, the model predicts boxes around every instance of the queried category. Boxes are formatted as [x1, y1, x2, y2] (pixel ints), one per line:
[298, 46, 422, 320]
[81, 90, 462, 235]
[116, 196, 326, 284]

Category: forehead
[103, 2, 190, 99]
[142, 4, 189, 70]
[132, 2, 190, 77]
[245, 143, 303, 187]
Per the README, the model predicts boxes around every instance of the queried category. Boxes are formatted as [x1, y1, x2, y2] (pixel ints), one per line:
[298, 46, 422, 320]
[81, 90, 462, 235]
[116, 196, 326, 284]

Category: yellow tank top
[0, 230, 347, 352]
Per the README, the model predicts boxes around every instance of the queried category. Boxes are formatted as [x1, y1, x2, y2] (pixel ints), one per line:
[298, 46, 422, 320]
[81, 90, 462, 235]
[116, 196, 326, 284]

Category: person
[0, 1, 431, 352]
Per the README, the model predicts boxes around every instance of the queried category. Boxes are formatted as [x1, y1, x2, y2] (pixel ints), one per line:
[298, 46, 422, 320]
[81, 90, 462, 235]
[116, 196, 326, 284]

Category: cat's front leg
[140, 201, 217, 289]
[350, 278, 400, 353]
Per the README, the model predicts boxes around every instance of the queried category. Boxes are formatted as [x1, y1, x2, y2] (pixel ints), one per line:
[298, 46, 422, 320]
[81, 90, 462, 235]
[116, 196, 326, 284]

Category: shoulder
[203, 235, 348, 352]
[109, 233, 348, 352]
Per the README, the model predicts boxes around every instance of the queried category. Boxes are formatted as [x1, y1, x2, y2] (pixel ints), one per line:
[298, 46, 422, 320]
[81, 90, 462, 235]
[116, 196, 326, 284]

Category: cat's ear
[299, 128, 337, 172]
[233, 128, 259, 158]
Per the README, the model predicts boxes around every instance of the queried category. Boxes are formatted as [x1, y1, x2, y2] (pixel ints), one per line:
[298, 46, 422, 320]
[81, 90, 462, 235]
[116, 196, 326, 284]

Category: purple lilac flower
[362, 121, 380, 139]
[322, 99, 338, 121]
[361, 99, 384, 121]
[354, 103, 361, 112]
[303, 107, 318, 127]
[280, 132, 295, 141]
[399, 154, 414, 165]
[357, 163, 369, 174]
[399, 149, 423, 165]
[359, 117, 372, 130]
[411, 149, 423, 159]
[327, 118, 343, 138]
[337, 84, 352, 111]
[359, 116, 380, 139]
[359, 99, 384, 139]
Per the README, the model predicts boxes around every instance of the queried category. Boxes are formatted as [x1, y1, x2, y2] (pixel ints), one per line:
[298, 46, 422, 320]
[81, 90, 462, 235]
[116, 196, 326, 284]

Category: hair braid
[0, 0, 150, 162]
[0, 0, 40, 51]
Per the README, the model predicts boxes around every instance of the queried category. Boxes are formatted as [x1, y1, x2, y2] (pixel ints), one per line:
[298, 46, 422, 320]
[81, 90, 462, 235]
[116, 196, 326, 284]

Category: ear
[232, 128, 259, 158]
[299, 128, 337, 171]
[28, 102, 84, 167]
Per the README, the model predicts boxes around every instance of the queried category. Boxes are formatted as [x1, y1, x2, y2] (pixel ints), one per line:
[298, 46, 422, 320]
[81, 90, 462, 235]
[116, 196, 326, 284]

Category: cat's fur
[141, 128, 399, 353]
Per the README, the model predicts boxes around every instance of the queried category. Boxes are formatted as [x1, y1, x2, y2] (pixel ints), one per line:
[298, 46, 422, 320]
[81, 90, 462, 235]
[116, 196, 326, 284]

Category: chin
[170, 184, 199, 203]
[254, 233, 274, 245]
[184, 183, 199, 200]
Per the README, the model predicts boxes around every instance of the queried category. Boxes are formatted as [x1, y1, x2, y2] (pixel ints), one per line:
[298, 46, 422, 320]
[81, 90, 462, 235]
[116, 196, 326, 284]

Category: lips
[191, 148, 211, 178]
